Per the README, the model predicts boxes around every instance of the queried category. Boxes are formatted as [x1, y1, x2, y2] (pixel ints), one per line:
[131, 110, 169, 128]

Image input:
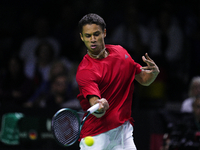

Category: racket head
[51, 108, 81, 147]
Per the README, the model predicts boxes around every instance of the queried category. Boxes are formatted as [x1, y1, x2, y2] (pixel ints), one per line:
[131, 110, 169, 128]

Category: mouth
[91, 45, 97, 49]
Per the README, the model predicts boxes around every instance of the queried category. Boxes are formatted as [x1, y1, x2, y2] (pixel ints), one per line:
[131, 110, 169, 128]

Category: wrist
[94, 109, 104, 114]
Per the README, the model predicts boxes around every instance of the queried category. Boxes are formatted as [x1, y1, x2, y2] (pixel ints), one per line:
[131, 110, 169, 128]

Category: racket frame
[51, 108, 81, 147]
[51, 103, 99, 147]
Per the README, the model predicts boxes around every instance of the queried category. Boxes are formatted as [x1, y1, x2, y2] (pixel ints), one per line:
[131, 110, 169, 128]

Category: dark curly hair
[34, 40, 55, 60]
[78, 13, 106, 33]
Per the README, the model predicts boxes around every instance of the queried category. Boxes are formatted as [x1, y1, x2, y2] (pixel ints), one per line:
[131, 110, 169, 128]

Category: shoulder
[106, 44, 125, 51]
[76, 68, 100, 87]
[76, 56, 100, 82]
[106, 44, 128, 56]
[181, 97, 194, 112]
[76, 55, 94, 72]
[182, 97, 194, 104]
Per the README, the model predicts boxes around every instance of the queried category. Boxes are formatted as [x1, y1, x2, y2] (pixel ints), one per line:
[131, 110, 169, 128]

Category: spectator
[25, 41, 56, 86]
[19, 17, 60, 70]
[38, 73, 81, 109]
[181, 76, 200, 113]
[0, 55, 34, 107]
[161, 95, 200, 150]
[107, 3, 150, 63]
[148, 8, 183, 69]
[148, 8, 184, 101]
[24, 59, 76, 108]
[53, 4, 77, 61]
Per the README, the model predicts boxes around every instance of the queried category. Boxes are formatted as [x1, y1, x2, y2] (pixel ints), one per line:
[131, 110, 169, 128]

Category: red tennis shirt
[76, 45, 142, 139]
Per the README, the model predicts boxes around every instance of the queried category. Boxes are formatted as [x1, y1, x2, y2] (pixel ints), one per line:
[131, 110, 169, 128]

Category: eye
[94, 32, 100, 36]
[85, 34, 91, 38]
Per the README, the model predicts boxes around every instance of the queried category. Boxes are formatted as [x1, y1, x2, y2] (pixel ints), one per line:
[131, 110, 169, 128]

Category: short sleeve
[76, 69, 101, 99]
[135, 62, 142, 75]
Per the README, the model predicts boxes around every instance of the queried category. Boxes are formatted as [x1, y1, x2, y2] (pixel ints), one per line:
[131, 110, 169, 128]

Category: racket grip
[87, 103, 100, 114]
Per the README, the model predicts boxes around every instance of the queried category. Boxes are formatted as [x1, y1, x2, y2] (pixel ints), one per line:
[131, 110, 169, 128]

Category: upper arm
[76, 69, 101, 99]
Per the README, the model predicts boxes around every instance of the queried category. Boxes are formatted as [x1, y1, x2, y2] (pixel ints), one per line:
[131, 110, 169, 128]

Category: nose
[91, 35, 96, 42]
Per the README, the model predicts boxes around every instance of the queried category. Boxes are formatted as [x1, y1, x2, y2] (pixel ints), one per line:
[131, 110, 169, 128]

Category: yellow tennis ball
[84, 136, 94, 146]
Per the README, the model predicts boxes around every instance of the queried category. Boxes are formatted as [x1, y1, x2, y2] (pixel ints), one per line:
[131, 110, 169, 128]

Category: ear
[104, 29, 106, 38]
[80, 33, 84, 41]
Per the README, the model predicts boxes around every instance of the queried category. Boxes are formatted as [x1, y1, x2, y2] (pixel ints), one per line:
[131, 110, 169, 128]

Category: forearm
[141, 71, 159, 86]
[88, 95, 99, 105]
[135, 70, 159, 86]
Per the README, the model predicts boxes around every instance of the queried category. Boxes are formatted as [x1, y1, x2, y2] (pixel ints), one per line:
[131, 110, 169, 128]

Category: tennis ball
[84, 136, 94, 146]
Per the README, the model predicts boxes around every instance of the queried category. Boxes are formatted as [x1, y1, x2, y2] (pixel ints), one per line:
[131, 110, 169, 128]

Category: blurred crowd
[0, 0, 200, 149]
[159, 77, 200, 150]
[0, 0, 200, 110]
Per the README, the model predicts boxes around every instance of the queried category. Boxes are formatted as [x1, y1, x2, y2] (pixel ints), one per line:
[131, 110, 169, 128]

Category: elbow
[140, 82, 151, 86]
[139, 79, 155, 86]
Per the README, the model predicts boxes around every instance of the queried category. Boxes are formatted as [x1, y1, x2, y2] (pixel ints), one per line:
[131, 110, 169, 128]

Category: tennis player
[76, 13, 160, 150]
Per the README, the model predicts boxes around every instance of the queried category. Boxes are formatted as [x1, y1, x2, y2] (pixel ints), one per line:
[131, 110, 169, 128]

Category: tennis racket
[51, 103, 99, 147]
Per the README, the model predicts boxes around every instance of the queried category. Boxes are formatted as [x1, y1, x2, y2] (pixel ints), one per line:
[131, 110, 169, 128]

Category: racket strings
[53, 110, 80, 145]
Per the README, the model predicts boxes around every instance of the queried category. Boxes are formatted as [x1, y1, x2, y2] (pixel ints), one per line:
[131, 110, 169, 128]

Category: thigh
[112, 122, 137, 150]
[123, 122, 137, 150]
[79, 133, 110, 150]
[79, 122, 137, 150]
[122, 135, 137, 150]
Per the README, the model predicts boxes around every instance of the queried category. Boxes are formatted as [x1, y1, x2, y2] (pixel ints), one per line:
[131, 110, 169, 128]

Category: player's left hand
[141, 53, 160, 75]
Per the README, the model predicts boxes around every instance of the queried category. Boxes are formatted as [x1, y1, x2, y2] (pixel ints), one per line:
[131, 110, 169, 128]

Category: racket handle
[87, 103, 100, 114]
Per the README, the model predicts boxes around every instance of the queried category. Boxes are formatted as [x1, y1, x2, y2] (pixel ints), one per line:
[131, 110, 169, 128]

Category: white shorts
[79, 121, 137, 150]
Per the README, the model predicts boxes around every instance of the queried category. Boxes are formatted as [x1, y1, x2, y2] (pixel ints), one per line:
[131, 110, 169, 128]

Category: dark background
[0, 0, 200, 149]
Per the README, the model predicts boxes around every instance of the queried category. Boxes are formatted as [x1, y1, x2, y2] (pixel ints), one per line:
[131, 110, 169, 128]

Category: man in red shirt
[76, 13, 160, 150]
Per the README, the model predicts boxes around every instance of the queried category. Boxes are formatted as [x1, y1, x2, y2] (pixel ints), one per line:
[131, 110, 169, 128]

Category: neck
[87, 47, 106, 59]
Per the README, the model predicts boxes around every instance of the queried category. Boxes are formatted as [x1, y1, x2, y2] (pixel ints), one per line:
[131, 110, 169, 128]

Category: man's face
[80, 24, 106, 55]
[52, 76, 68, 94]
[192, 82, 200, 96]
[193, 98, 200, 121]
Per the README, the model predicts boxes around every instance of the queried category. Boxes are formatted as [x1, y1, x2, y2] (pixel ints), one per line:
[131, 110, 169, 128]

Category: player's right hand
[97, 98, 109, 112]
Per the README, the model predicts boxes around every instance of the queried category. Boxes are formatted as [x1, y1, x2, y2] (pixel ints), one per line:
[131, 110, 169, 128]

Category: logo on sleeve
[125, 54, 129, 59]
